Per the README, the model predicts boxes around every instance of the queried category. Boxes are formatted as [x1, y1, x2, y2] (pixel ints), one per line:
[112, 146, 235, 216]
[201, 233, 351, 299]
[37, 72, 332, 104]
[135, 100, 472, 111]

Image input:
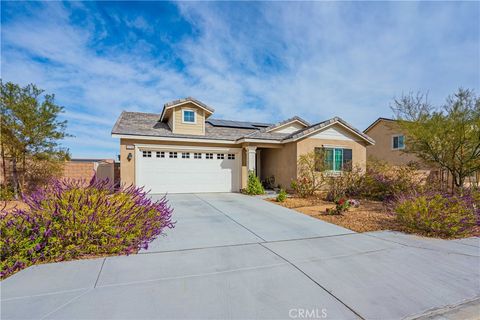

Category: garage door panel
[137, 149, 241, 193]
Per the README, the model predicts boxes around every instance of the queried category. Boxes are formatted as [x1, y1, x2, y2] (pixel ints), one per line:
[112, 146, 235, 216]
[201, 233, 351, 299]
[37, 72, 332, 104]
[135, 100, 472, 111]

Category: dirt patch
[267, 196, 326, 209]
[0, 201, 29, 213]
[266, 197, 406, 233]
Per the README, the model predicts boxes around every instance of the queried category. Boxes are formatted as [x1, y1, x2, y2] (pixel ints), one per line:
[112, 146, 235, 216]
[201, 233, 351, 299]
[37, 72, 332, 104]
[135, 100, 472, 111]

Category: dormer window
[182, 110, 196, 123]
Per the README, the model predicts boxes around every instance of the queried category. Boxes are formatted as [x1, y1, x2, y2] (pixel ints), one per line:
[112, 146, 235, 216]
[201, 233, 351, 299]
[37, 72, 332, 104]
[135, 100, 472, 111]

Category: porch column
[256, 149, 262, 179]
[245, 146, 257, 174]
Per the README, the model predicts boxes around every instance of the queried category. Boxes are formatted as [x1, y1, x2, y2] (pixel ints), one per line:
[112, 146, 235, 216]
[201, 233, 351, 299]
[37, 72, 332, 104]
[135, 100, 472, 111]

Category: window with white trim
[314, 147, 352, 172]
[181, 152, 190, 159]
[142, 151, 152, 158]
[227, 154, 235, 160]
[217, 153, 225, 159]
[205, 153, 213, 159]
[392, 135, 405, 150]
[182, 110, 195, 123]
[156, 151, 165, 158]
[169, 152, 178, 158]
[194, 152, 202, 159]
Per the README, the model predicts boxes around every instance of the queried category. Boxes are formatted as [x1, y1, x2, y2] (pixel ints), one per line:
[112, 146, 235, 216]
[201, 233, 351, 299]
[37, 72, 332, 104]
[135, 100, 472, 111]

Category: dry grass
[266, 197, 407, 233]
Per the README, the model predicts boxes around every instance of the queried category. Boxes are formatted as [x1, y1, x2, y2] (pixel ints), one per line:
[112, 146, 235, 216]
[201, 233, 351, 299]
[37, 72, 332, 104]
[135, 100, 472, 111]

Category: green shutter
[324, 148, 334, 171]
[314, 148, 323, 171]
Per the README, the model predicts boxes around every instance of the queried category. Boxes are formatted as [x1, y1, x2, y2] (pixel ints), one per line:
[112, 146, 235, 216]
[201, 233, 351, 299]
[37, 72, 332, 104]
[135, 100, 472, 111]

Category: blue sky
[1, 1, 479, 159]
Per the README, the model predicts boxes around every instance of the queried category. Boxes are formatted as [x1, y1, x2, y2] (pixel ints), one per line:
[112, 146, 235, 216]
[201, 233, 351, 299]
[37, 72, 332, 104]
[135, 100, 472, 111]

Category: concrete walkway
[2, 193, 479, 319]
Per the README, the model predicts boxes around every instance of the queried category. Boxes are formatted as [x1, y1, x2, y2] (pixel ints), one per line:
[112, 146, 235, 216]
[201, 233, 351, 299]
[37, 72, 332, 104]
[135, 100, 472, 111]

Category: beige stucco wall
[260, 130, 368, 189]
[365, 120, 421, 166]
[260, 142, 298, 189]
[296, 137, 368, 171]
[170, 103, 205, 135]
[119, 138, 243, 187]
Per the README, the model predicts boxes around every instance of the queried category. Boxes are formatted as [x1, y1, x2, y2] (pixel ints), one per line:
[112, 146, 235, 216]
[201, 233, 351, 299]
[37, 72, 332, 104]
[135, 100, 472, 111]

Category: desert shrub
[362, 160, 423, 201]
[0, 178, 174, 278]
[325, 166, 364, 201]
[393, 190, 479, 238]
[291, 152, 325, 198]
[245, 171, 264, 195]
[276, 189, 287, 202]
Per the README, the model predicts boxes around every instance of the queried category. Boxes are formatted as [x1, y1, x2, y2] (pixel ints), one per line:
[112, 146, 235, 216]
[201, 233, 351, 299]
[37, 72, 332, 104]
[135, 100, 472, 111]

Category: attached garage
[135, 146, 241, 194]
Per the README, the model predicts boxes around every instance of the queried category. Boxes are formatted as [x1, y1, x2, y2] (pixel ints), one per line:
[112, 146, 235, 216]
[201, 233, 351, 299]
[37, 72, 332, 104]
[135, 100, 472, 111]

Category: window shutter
[314, 147, 324, 171]
[342, 149, 352, 171]
[321, 148, 334, 171]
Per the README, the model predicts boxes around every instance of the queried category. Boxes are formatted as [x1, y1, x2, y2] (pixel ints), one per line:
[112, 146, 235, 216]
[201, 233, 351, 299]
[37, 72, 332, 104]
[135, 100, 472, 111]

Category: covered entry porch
[241, 142, 296, 191]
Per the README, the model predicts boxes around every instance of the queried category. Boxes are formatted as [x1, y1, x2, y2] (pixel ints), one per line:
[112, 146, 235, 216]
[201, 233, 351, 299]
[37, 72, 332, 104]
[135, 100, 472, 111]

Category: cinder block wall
[62, 161, 96, 181]
[1, 158, 118, 187]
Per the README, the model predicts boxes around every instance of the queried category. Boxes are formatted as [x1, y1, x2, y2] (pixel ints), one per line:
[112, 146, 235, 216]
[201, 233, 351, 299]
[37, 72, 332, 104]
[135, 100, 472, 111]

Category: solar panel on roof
[207, 119, 267, 129]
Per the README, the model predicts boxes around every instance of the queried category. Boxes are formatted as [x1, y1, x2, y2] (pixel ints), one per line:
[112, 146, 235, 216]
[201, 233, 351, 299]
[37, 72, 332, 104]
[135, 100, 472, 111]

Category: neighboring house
[111, 97, 374, 193]
[364, 117, 479, 187]
[363, 117, 422, 166]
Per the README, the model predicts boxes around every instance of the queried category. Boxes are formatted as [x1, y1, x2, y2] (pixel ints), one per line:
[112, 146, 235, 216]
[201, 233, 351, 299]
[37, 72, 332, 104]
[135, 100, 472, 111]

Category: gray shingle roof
[164, 97, 215, 113]
[240, 116, 309, 140]
[284, 117, 375, 144]
[112, 112, 259, 141]
[112, 112, 374, 145]
[242, 131, 290, 140]
[264, 116, 310, 132]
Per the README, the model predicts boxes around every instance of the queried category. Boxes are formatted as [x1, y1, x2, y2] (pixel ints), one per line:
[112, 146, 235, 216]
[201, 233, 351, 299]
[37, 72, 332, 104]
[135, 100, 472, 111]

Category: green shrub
[393, 191, 478, 238]
[1, 178, 174, 278]
[0, 184, 15, 201]
[291, 152, 326, 198]
[325, 166, 364, 201]
[245, 171, 264, 195]
[276, 189, 287, 202]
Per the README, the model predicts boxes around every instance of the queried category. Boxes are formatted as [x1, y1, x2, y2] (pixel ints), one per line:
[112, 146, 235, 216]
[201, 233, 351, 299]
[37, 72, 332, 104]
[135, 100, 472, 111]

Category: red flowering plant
[325, 198, 360, 215]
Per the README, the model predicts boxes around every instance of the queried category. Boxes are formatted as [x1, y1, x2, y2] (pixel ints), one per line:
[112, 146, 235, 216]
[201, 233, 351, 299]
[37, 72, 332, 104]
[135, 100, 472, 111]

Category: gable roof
[283, 117, 375, 145]
[112, 111, 263, 141]
[160, 97, 215, 121]
[265, 116, 310, 133]
[363, 117, 396, 133]
[112, 110, 373, 145]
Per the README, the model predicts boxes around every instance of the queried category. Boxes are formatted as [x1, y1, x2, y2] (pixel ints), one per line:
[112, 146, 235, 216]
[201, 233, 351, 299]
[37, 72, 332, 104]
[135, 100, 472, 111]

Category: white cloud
[1, 1, 478, 158]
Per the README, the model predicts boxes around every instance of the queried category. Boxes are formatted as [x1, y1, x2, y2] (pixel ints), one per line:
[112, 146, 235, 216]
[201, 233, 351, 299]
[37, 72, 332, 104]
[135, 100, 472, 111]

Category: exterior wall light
[127, 153, 133, 161]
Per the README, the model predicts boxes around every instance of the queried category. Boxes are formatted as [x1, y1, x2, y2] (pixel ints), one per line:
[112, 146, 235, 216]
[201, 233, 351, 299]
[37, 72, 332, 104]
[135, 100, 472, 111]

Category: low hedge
[1, 178, 174, 278]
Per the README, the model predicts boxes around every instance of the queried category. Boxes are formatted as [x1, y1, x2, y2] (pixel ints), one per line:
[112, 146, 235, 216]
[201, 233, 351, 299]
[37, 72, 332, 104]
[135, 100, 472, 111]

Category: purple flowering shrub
[362, 161, 422, 201]
[1, 178, 174, 278]
[392, 189, 479, 238]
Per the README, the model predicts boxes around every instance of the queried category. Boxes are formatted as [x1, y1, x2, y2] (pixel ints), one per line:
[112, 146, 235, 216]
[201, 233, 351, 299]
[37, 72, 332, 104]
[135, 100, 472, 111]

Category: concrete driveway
[2, 193, 479, 319]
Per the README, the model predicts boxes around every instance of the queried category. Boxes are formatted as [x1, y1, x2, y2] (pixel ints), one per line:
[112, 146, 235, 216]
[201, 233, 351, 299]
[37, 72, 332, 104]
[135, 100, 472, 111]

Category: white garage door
[136, 147, 241, 194]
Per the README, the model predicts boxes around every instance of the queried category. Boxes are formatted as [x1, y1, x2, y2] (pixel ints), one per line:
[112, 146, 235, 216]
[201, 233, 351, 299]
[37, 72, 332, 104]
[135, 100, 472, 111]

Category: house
[363, 117, 422, 166]
[111, 97, 375, 193]
[364, 117, 479, 187]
